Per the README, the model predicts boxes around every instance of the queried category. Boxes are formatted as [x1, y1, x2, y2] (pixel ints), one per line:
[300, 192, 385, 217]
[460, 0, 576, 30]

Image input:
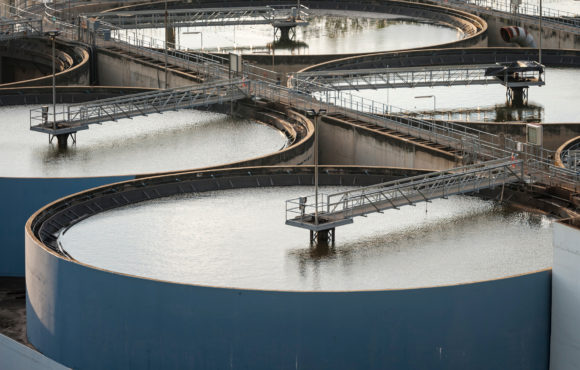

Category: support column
[309, 228, 335, 246]
[165, 27, 176, 49]
[56, 133, 69, 148]
[274, 26, 296, 43]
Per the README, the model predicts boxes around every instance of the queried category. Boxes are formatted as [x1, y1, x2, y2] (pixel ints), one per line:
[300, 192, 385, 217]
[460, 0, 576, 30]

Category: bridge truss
[87, 6, 309, 29]
[286, 159, 525, 231]
[30, 80, 250, 139]
[290, 64, 545, 91]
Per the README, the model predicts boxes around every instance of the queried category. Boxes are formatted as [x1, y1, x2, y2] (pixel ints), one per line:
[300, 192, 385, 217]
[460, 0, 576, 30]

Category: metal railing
[0, 17, 43, 40]
[87, 5, 309, 29]
[290, 64, 545, 91]
[257, 79, 505, 157]
[286, 159, 524, 226]
[30, 80, 249, 133]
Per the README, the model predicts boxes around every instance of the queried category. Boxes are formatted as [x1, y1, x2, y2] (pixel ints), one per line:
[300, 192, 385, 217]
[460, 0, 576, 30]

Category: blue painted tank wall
[0, 176, 133, 276]
[26, 234, 552, 370]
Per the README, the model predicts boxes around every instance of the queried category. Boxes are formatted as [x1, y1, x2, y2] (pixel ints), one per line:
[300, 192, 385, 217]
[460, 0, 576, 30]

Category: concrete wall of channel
[24, 167, 552, 369]
[96, 49, 199, 88]
[550, 220, 580, 370]
[319, 117, 459, 170]
[480, 13, 580, 50]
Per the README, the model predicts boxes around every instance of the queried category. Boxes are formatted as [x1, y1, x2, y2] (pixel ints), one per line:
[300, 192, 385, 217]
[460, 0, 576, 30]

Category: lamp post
[45, 30, 61, 130]
[164, 0, 168, 89]
[305, 108, 327, 225]
[539, 0, 542, 65]
[415, 95, 436, 113]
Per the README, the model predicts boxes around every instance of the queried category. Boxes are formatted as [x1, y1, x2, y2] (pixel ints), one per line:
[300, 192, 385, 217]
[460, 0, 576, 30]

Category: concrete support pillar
[165, 27, 176, 49]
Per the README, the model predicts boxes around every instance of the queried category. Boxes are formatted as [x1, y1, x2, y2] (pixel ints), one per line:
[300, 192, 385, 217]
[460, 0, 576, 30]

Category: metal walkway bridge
[290, 62, 545, 91]
[286, 159, 525, 236]
[87, 5, 309, 29]
[29, 80, 249, 142]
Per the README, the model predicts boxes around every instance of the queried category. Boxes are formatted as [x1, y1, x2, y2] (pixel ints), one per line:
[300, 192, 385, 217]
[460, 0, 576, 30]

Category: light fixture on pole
[45, 30, 61, 131]
[415, 95, 436, 112]
[305, 108, 327, 226]
[164, 0, 168, 89]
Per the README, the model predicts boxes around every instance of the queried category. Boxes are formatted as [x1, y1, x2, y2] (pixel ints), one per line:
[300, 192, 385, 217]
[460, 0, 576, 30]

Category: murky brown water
[60, 186, 553, 291]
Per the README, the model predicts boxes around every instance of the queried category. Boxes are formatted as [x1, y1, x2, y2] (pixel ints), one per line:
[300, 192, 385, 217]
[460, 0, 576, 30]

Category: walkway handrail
[285, 159, 525, 224]
[86, 5, 309, 29]
[30, 79, 248, 130]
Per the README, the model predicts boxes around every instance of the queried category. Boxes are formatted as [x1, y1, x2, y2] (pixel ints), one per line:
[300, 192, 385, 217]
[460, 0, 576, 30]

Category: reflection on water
[60, 187, 553, 291]
[121, 11, 462, 55]
[0, 107, 287, 177]
[356, 68, 580, 122]
[415, 103, 544, 122]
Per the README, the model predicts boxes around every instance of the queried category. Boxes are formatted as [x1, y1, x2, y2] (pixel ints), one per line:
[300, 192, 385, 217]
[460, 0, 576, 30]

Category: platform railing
[88, 5, 309, 29]
[291, 64, 513, 90]
[30, 80, 249, 131]
[286, 159, 525, 225]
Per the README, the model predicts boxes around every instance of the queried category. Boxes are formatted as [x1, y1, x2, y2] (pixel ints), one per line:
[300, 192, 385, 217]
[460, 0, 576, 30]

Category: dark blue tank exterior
[26, 234, 552, 370]
[0, 176, 133, 276]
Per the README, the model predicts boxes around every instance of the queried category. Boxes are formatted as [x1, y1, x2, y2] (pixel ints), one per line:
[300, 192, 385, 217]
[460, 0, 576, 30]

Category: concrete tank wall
[26, 230, 551, 370]
[550, 220, 580, 370]
[319, 119, 458, 170]
[96, 50, 197, 89]
[0, 176, 133, 276]
[481, 13, 580, 50]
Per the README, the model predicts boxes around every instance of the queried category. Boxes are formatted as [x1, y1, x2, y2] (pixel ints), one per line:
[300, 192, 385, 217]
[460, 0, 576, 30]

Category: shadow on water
[42, 142, 77, 162]
[287, 201, 550, 269]
[424, 103, 544, 123]
[267, 40, 309, 52]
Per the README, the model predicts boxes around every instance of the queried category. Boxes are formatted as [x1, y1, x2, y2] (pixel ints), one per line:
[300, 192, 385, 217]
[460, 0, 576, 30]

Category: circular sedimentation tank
[59, 186, 553, 291]
[121, 10, 464, 55]
[25, 167, 554, 369]
[0, 106, 288, 177]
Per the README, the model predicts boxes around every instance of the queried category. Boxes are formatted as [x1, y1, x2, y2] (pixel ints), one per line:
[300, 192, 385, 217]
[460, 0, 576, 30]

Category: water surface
[0, 107, 287, 177]
[60, 186, 553, 291]
[350, 68, 580, 122]
[117, 10, 462, 55]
